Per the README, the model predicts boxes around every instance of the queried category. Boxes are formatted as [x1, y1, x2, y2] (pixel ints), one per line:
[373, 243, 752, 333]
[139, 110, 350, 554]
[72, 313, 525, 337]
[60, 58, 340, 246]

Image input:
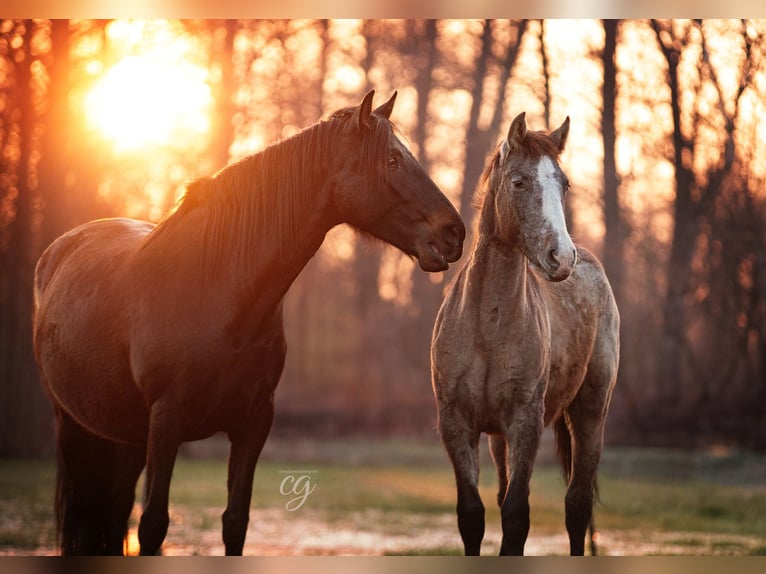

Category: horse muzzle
[417, 221, 465, 272]
[538, 244, 577, 282]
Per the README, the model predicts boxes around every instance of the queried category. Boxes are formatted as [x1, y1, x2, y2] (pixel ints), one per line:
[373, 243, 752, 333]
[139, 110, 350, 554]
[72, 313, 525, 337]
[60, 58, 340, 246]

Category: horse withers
[431, 112, 619, 555]
[33, 90, 465, 555]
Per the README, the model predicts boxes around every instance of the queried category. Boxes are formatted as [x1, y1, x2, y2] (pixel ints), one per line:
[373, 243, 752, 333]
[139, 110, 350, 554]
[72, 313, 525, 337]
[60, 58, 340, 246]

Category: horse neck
[470, 186, 530, 295]
[144, 127, 335, 310]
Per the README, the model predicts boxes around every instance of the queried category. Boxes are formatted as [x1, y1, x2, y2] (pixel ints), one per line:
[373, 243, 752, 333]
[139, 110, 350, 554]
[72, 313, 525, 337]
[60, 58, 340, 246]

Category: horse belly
[43, 343, 149, 444]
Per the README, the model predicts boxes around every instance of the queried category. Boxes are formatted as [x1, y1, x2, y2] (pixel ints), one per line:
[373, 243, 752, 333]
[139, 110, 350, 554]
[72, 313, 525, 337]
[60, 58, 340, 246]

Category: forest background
[2, 19, 766, 456]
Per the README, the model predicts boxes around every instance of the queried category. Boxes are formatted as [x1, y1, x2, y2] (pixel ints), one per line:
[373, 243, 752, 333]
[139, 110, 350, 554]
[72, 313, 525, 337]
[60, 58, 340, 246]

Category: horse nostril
[444, 224, 461, 247]
[548, 249, 560, 269]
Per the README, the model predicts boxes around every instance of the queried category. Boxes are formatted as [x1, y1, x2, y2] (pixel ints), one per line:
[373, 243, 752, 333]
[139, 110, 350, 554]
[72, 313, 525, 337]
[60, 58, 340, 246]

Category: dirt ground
[6, 506, 763, 556]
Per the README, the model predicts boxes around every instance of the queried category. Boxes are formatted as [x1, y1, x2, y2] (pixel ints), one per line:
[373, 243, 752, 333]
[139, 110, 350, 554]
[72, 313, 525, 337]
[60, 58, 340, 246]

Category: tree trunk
[412, 19, 437, 172]
[601, 19, 624, 304]
[651, 20, 698, 411]
[39, 19, 72, 249]
[1, 20, 53, 456]
[485, 20, 528, 155]
[540, 19, 552, 130]
[210, 19, 237, 170]
[458, 20, 493, 226]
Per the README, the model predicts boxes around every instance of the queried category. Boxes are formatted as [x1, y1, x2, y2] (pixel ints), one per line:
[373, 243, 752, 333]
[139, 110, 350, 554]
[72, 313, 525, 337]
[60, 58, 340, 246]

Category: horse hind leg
[106, 442, 146, 554]
[554, 414, 589, 555]
[560, 365, 615, 555]
[55, 408, 146, 555]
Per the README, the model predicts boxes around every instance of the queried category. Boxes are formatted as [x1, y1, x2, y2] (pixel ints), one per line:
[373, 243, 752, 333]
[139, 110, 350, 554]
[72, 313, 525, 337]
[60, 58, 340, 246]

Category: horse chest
[191, 333, 287, 430]
[459, 307, 549, 431]
[435, 264, 552, 432]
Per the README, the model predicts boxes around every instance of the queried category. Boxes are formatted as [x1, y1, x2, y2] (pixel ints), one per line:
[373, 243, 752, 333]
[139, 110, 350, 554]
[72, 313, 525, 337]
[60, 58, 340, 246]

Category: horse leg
[55, 407, 106, 555]
[222, 398, 275, 555]
[563, 369, 613, 556]
[104, 442, 146, 555]
[439, 412, 484, 555]
[54, 407, 145, 555]
[488, 433, 508, 508]
[499, 395, 545, 556]
[138, 401, 181, 555]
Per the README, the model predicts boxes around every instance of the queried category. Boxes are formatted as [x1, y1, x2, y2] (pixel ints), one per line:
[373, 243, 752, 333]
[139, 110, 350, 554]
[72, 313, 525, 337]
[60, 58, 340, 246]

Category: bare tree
[459, 19, 528, 227]
[651, 19, 751, 425]
[0, 20, 53, 455]
[601, 19, 624, 304]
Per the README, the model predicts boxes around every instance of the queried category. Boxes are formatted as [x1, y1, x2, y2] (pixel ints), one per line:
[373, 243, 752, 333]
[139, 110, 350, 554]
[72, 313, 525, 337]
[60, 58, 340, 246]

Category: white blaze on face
[537, 156, 575, 259]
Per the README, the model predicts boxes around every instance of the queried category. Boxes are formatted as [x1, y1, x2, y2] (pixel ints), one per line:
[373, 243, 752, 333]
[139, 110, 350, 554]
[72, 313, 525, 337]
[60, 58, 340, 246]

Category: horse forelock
[474, 128, 562, 212]
[511, 129, 562, 159]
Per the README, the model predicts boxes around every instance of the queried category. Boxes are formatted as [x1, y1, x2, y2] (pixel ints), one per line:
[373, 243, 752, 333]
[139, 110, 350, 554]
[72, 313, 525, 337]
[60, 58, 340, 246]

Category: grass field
[1, 435, 765, 555]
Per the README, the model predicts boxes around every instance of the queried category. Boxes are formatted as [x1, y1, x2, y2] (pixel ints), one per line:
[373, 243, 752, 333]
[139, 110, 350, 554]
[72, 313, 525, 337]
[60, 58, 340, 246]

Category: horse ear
[373, 90, 397, 119]
[550, 116, 570, 152]
[507, 112, 527, 149]
[355, 89, 375, 131]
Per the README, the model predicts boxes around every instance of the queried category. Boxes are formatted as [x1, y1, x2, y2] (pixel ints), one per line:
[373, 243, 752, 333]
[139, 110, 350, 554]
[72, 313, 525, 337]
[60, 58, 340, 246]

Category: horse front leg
[138, 401, 181, 555]
[439, 410, 484, 555]
[222, 398, 275, 555]
[499, 391, 545, 556]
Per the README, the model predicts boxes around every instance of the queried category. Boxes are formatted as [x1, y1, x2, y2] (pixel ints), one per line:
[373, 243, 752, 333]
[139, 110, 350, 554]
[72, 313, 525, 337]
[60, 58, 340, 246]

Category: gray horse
[431, 112, 619, 555]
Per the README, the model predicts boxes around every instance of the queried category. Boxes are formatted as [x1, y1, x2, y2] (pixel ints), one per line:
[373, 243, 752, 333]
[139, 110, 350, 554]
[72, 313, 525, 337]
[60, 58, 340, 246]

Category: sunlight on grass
[1, 442, 764, 555]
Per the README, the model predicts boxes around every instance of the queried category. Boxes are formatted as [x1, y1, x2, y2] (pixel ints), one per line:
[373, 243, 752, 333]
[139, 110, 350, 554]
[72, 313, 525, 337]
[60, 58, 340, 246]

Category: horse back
[34, 218, 154, 307]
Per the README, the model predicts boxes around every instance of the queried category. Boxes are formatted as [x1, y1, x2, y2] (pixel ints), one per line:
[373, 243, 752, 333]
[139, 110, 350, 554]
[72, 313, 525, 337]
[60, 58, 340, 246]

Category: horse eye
[511, 177, 523, 187]
[387, 153, 400, 169]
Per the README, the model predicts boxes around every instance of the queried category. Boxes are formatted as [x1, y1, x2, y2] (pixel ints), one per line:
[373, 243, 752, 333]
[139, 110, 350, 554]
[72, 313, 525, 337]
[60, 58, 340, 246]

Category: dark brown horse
[431, 112, 619, 555]
[33, 90, 465, 555]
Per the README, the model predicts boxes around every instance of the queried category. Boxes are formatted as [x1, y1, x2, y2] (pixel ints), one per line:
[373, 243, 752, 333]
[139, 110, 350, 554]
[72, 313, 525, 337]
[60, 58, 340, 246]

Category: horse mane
[145, 107, 392, 272]
[472, 128, 562, 211]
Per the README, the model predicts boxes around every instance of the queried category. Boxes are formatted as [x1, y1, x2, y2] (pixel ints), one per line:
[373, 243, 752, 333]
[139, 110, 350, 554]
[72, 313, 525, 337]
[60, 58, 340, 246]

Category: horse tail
[553, 416, 573, 486]
[554, 416, 599, 555]
[55, 408, 144, 555]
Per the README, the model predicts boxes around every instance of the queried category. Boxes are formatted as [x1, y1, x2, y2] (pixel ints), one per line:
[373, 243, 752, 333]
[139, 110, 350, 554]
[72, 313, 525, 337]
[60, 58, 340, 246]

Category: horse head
[492, 112, 576, 282]
[330, 90, 464, 272]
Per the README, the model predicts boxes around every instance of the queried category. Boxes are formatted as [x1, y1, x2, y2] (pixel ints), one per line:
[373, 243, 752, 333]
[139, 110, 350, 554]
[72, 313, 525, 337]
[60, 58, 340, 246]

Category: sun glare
[86, 49, 212, 152]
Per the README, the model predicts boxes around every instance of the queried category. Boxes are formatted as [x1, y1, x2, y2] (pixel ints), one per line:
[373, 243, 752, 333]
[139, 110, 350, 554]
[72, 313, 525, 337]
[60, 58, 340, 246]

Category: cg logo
[278, 470, 317, 511]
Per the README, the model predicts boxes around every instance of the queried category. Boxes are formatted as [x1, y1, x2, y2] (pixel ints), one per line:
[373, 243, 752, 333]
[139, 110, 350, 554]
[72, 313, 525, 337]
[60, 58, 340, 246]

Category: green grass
[1, 440, 765, 555]
[592, 474, 766, 537]
[0, 460, 56, 549]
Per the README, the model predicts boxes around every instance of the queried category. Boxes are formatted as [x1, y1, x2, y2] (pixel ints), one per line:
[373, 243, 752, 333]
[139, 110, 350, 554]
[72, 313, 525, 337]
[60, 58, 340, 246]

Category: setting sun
[86, 48, 211, 152]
